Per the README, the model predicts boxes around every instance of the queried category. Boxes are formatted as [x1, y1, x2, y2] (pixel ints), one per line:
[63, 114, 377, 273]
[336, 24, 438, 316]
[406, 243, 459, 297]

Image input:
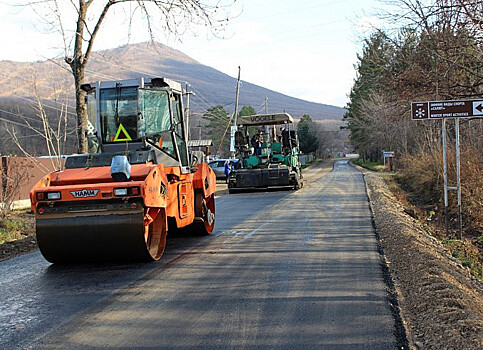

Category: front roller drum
[36, 209, 167, 263]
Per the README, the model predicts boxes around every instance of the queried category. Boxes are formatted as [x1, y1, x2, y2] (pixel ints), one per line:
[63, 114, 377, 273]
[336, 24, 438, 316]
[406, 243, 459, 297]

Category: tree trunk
[73, 63, 87, 154]
[71, 0, 88, 154]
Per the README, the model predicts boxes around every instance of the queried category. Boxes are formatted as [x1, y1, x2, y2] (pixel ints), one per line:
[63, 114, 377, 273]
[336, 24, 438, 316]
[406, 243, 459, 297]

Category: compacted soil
[0, 234, 37, 261]
[1, 164, 481, 349]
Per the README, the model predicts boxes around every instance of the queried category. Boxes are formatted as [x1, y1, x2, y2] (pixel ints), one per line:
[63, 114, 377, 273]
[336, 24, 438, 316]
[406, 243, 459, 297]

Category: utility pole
[230, 66, 241, 157]
[184, 82, 191, 139]
[197, 121, 203, 140]
[233, 66, 241, 127]
[265, 96, 275, 140]
[219, 66, 242, 157]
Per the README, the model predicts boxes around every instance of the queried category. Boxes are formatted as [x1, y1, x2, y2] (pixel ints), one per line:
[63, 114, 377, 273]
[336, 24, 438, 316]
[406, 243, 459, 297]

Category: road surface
[0, 160, 397, 349]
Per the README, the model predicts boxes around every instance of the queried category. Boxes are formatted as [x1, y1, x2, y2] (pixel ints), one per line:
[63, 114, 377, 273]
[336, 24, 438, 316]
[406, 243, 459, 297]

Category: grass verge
[352, 159, 386, 172]
[0, 212, 35, 244]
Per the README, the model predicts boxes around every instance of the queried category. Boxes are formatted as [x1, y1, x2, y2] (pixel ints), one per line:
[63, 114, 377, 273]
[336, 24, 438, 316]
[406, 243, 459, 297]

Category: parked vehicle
[208, 159, 240, 180]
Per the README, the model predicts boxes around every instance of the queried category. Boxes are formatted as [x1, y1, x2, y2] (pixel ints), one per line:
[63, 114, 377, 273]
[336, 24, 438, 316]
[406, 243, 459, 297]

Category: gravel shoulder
[364, 171, 482, 350]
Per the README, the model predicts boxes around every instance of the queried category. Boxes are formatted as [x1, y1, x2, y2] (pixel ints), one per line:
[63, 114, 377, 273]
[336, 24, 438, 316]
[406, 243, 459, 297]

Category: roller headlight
[114, 188, 128, 196]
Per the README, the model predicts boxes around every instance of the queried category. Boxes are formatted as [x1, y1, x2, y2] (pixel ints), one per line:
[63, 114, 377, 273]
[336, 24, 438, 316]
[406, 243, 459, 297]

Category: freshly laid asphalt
[0, 160, 397, 349]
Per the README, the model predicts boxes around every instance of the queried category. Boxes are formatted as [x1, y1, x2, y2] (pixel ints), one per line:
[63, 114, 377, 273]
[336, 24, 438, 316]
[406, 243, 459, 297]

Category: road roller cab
[30, 77, 216, 263]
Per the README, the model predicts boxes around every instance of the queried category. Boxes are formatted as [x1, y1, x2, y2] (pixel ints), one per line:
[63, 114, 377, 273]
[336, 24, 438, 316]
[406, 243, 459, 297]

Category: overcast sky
[0, 0, 387, 107]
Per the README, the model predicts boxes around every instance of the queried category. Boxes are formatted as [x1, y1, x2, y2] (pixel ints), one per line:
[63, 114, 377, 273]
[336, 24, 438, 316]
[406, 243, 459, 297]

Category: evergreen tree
[297, 114, 319, 154]
[343, 31, 394, 160]
[238, 105, 256, 117]
[238, 105, 258, 136]
[202, 105, 231, 157]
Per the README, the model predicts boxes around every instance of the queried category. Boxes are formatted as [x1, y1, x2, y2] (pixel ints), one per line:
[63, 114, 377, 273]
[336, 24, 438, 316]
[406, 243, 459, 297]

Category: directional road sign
[411, 99, 483, 120]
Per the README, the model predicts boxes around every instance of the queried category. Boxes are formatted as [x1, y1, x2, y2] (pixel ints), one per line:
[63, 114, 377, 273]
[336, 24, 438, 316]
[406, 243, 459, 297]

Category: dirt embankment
[364, 172, 482, 350]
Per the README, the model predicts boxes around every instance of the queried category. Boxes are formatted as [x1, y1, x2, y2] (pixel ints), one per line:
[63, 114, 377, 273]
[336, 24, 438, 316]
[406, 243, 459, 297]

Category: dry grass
[397, 147, 482, 237]
[382, 168, 483, 282]
[0, 211, 35, 244]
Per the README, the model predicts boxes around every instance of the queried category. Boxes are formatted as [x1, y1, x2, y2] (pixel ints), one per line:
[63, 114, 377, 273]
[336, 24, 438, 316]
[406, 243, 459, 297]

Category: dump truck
[30, 77, 216, 263]
[228, 113, 303, 192]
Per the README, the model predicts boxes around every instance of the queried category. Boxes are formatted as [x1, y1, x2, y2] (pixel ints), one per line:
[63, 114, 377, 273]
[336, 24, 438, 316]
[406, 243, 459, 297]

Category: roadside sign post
[441, 117, 450, 237]
[411, 98, 483, 239]
[455, 119, 462, 239]
[382, 151, 395, 171]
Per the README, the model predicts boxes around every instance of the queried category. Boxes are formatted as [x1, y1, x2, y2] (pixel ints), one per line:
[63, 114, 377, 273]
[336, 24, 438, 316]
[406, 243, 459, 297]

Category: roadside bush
[397, 147, 482, 236]
[397, 149, 443, 205]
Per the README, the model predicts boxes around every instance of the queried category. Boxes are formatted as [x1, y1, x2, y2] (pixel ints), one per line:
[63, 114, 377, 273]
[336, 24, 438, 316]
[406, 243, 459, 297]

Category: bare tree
[0, 156, 33, 216]
[7, 84, 69, 173]
[382, 0, 483, 85]
[23, 0, 236, 153]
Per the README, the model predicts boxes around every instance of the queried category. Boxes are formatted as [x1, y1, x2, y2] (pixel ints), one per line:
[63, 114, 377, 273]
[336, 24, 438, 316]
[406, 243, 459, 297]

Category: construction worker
[224, 159, 231, 183]
[251, 129, 264, 155]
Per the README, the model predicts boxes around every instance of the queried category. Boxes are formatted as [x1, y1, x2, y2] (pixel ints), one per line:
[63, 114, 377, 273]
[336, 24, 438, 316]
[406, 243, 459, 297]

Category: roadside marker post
[411, 99, 483, 240]
[381, 151, 395, 171]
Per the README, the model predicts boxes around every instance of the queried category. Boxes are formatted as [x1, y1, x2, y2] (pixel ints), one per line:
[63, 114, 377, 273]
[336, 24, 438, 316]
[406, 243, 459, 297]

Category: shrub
[397, 147, 482, 236]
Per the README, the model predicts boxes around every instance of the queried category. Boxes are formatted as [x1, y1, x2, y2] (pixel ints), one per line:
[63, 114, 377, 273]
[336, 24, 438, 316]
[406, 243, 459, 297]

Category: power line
[0, 115, 30, 128]
[0, 107, 78, 135]
[0, 71, 76, 115]
[1, 49, 237, 125]
[90, 55, 155, 77]
[0, 107, 44, 124]
[189, 85, 220, 110]
[6, 95, 76, 116]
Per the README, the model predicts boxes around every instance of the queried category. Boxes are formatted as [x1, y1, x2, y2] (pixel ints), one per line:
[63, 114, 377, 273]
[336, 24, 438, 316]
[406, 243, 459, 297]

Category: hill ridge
[0, 41, 345, 122]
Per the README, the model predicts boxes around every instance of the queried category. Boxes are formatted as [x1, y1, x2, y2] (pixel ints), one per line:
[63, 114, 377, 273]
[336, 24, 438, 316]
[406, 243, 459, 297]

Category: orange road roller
[30, 77, 216, 263]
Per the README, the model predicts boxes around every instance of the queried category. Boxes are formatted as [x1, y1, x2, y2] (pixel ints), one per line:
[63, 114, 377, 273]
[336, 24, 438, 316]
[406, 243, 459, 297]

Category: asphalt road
[0, 160, 397, 349]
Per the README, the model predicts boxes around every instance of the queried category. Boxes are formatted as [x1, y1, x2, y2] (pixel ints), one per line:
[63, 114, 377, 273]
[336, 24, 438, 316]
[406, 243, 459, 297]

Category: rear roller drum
[143, 208, 168, 261]
[194, 191, 216, 235]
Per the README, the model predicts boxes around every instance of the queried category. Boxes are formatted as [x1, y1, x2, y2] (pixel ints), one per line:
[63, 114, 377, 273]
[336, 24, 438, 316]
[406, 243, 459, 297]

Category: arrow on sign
[473, 101, 483, 116]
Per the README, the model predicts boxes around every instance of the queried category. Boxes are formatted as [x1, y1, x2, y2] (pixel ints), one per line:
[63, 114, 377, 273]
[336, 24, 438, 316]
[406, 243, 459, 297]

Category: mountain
[0, 42, 345, 125]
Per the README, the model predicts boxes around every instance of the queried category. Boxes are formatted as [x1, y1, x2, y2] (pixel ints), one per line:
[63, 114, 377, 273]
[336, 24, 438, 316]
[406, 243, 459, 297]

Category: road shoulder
[363, 170, 482, 350]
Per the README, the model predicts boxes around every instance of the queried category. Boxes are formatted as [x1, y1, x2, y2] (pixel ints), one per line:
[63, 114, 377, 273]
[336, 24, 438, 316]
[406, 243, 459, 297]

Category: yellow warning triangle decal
[113, 123, 132, 142]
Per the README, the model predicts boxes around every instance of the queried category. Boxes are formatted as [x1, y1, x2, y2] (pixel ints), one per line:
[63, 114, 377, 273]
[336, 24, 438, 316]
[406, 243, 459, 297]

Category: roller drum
[36, 211, 156, 263]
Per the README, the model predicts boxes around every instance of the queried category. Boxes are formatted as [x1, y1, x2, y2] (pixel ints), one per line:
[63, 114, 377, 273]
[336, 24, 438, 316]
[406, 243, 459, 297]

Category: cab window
[171, 94, 188, 166]
[100, 87, 138, 143]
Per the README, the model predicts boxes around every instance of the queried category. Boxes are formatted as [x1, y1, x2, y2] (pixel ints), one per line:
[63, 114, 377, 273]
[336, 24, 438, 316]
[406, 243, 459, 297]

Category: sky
[0, 0, 388, 107]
